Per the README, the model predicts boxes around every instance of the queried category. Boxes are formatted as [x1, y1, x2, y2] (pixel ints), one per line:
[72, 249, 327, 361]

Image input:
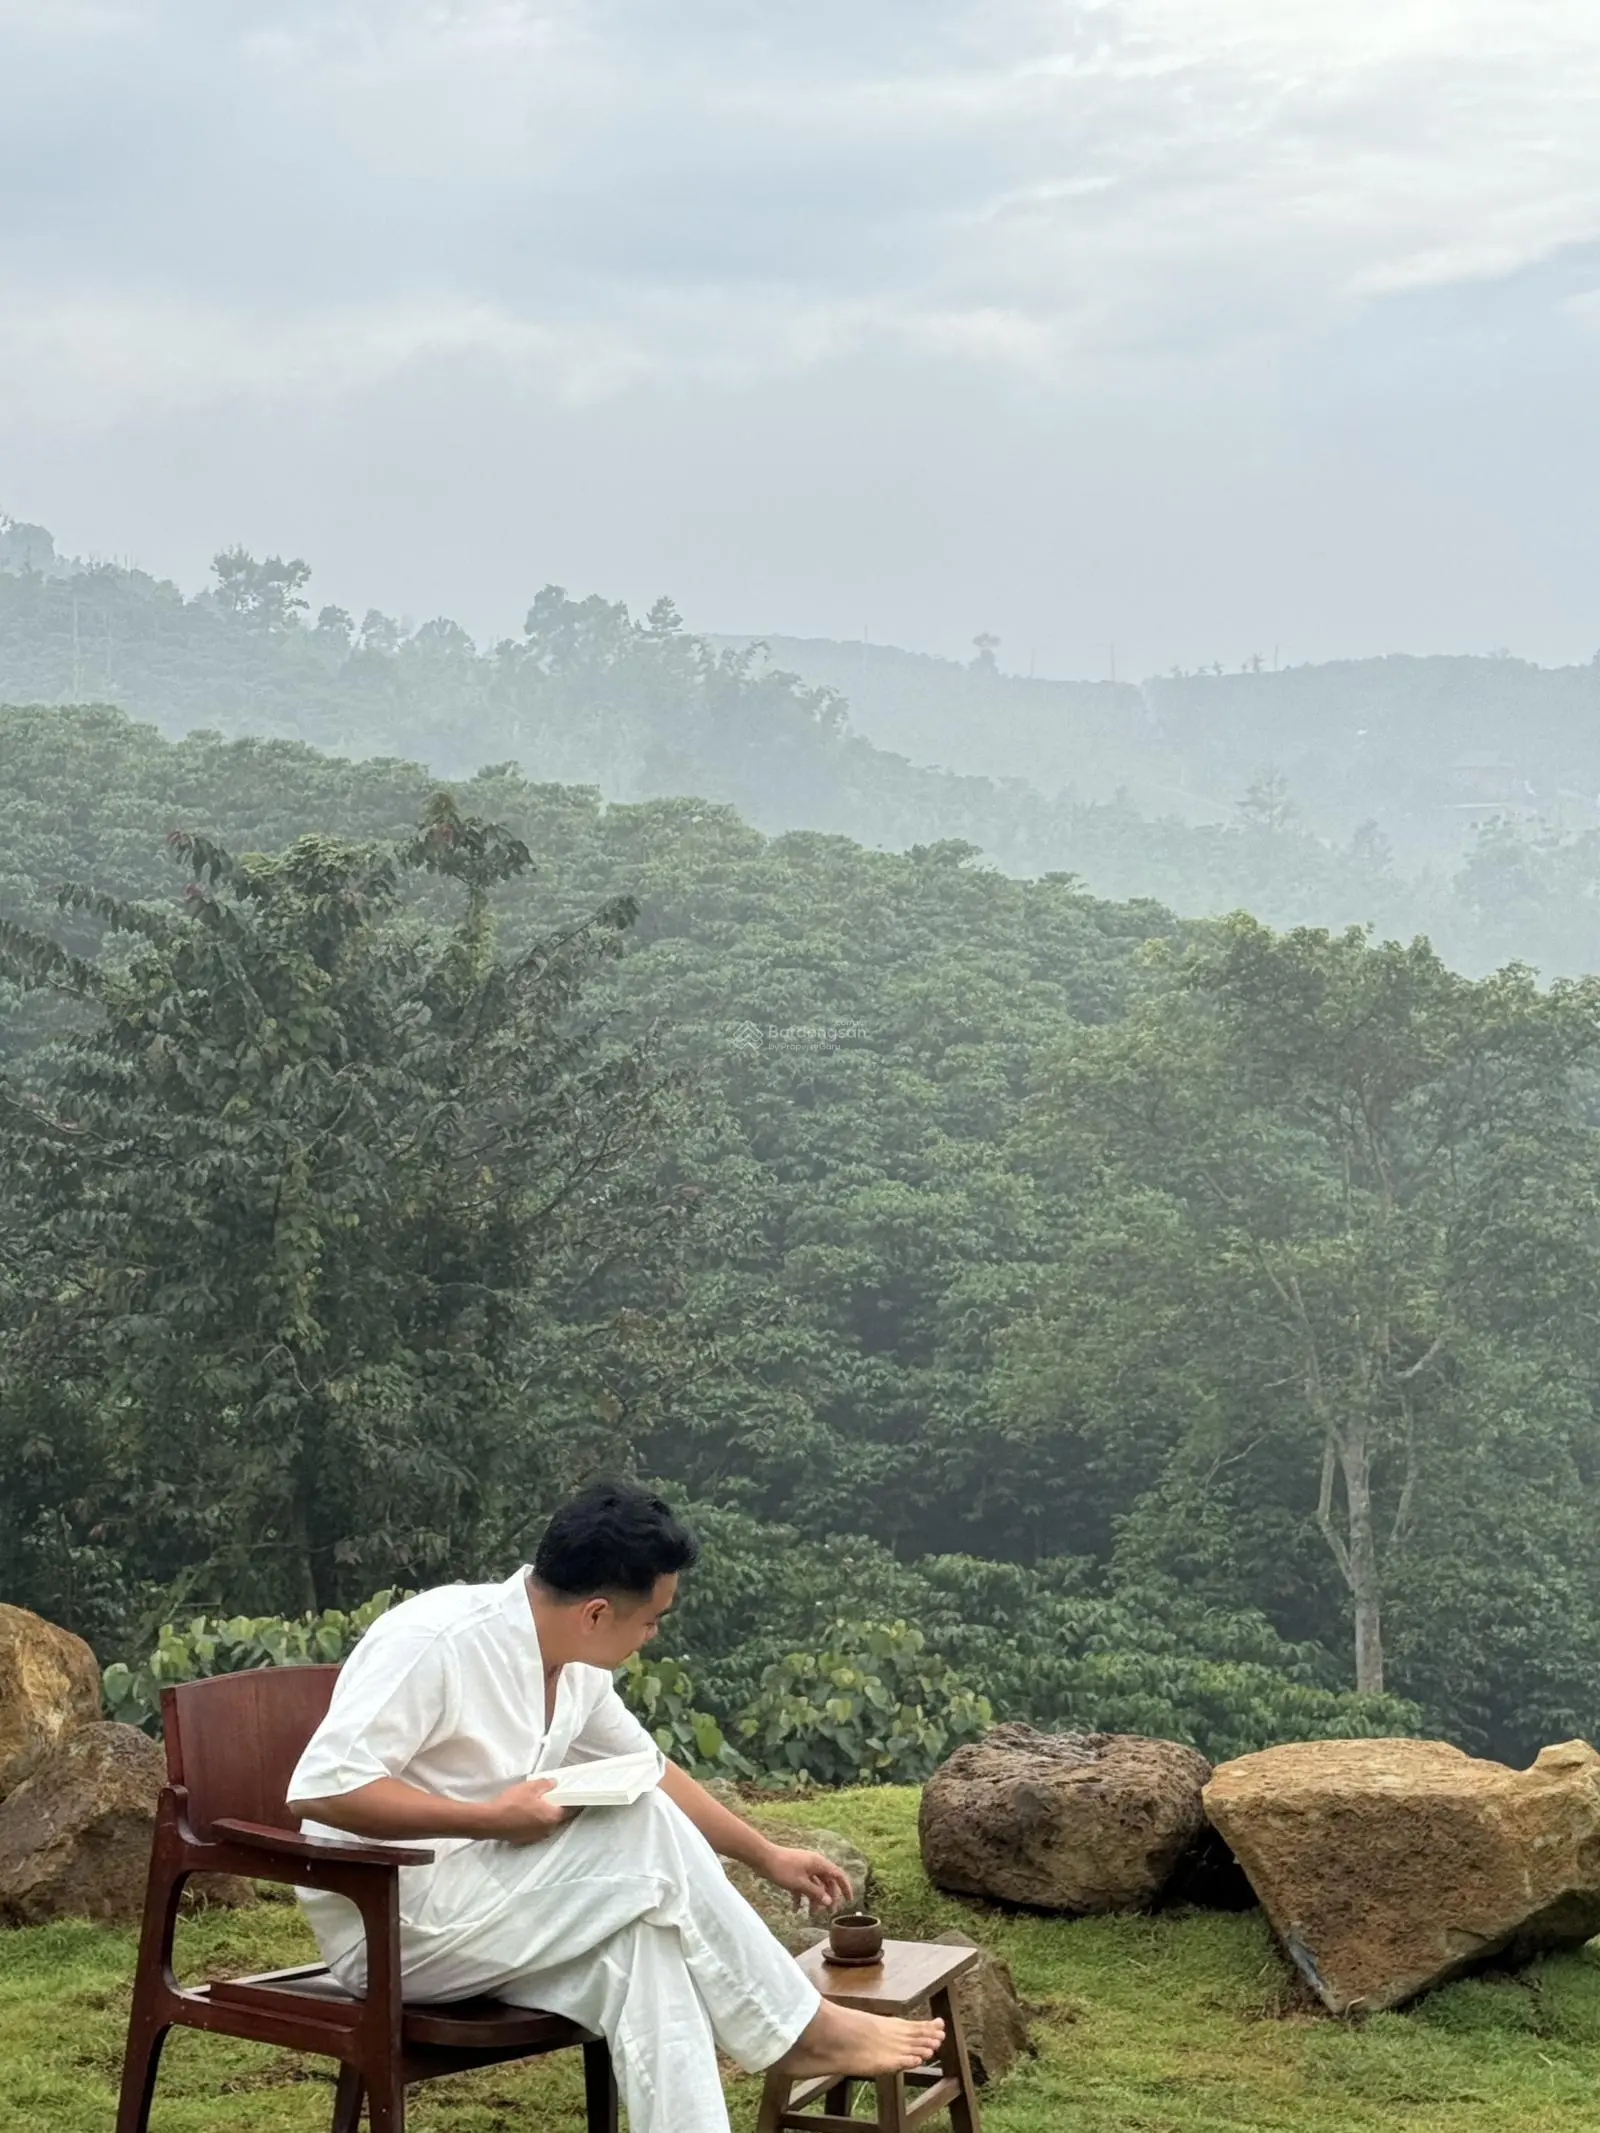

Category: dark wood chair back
[162, 1665, 340, 1839]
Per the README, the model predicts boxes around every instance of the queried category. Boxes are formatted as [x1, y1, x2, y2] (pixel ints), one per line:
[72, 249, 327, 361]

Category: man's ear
[580, 1596, 611, 1631]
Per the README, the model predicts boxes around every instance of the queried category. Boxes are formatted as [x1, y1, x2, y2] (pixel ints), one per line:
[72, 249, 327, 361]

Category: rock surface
[919, 1724, 1213, 1912]
[0, 1721, 250, 1925]
[723, 1819, 874, 1956]
[0, 1603, 101, 1803]
[931, 1929, 1032, 2085]
[1204, 1736, 1600, 2014]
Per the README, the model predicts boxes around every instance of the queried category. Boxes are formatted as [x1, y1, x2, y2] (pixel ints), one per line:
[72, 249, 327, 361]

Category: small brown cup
[826, 1911, 884, 1962]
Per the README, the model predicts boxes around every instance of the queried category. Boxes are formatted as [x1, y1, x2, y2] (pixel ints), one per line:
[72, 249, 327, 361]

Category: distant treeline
[717, 630, 1600, 862]
[5, 540, 1600, 975]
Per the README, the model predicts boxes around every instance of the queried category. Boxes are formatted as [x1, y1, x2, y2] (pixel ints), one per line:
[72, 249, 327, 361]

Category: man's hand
[763, 1845, 855, 1913]
[481, 1777, 569, 1844]
[655, 1760, 854, 1910]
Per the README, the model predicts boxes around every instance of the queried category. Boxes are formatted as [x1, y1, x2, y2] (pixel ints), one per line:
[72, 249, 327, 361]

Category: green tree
[0, 794, 692, 1620]
[210, 548, 312, 631]
[1019, 918, 1600, 1695]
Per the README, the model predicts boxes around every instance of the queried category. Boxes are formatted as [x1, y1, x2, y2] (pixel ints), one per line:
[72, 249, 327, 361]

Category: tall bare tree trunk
[1317, 1413, 1386, 1695]
[287, 1480, 321, 1615]
[1340, 1420, 1384, 1694]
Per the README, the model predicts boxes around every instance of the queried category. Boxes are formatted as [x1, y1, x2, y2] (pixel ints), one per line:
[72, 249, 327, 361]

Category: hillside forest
[6, 651, 1600, 1783]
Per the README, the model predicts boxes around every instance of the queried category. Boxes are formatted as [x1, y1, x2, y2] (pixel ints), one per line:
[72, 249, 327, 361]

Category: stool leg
[873, 2069, 909, 2133]
[756, 2066, 792, 2133]
[930, 1986, 981, 2133]
[825, 2077, 856, 2118]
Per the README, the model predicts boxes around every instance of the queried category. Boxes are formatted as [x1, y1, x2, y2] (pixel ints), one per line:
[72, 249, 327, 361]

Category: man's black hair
[533, 1478, 699, 1602]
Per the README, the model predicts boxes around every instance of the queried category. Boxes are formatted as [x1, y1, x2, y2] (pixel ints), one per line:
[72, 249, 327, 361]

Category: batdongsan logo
[721, 1020, 870, 1051]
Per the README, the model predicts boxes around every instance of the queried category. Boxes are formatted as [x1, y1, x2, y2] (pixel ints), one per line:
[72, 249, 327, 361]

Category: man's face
[579, 1572, 678, 1667]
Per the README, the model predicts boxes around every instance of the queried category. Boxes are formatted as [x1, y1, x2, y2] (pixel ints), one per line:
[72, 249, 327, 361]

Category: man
[288, 1479, 943, 2133]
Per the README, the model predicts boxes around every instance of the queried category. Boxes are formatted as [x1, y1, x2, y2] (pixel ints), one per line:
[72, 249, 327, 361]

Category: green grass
[7, 1789, 1600, 2130]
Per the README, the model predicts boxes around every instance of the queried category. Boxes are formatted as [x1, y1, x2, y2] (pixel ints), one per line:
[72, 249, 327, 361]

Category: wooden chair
[116, 1664, 617, 2133]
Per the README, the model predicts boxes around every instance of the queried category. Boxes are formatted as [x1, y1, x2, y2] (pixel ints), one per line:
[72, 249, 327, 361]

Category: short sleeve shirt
[287, 1566, 659, 1962]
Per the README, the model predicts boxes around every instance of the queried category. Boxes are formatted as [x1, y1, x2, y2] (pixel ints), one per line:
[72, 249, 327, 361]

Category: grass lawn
[6, 1786, 1600, 2130]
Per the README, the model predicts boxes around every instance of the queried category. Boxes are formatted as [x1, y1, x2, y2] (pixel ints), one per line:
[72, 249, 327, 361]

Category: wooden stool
[756, 1939, 981, 2133]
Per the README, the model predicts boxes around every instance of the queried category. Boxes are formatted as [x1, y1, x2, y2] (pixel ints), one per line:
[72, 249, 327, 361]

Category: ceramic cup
[827, 1911, 884, 1962]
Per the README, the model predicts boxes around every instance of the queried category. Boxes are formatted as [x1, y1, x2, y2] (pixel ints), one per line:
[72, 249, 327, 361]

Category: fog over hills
[6, 516, 1600, 975]
[708, 634, 1181, 814]
[715, 631, 1600, 863]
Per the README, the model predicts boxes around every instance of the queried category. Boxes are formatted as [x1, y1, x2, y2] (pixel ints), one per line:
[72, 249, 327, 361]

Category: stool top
[796, 1936, 980, 2015]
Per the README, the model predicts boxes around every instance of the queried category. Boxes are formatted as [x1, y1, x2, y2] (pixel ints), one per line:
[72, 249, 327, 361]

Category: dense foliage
[1011, 921, 1600, 1712]
[3, 701, 1599, 1767]
[97, 1532, 1413, 1778]
[0, 782, 702, 1630]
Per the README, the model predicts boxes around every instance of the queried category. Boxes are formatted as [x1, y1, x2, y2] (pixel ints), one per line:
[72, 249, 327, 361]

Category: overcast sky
[3, 0, 1599, 680]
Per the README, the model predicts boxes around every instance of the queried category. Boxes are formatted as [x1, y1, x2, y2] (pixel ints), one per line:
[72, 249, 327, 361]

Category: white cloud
[4, 0, 1600, 671]
[3, 0, 1593, 406]
[0, 294, 666, 430]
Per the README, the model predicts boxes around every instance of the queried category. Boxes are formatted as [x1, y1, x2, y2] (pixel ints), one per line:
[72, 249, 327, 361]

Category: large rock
[1204, 1736, 1600, 2015]
[931, 1930, 1032, 2085]
[919, 1724, 1213, 1912]
[723, 1820, 874, 1956]
[0, 1721, 251, 1925]
[0, 1722, 165, 1925]
[0, 1604, 101, 1802]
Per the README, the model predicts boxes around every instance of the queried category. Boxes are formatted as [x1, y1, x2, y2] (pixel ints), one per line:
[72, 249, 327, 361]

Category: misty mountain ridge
[4, 523, 1600, 975]
[716, 630, 1600, 860]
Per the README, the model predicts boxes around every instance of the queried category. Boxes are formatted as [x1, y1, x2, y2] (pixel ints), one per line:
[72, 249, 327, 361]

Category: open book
[542, 1745, 664, 1809]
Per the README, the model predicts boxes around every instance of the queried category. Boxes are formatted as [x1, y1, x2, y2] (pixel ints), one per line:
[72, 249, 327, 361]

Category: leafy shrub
[916, 1566, 1421, 1764]
[663, 1507, 1419, 1766]
[737, 1620, 993, 1786]
[102, 1592, 402, 1734]
[617, 1650, 751, 1780]
[103, 1595, 746, 1784]
[107, 1554, 1412, 1782]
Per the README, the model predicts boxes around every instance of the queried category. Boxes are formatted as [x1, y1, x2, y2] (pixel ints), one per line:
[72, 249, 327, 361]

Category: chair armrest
[211, 1817, 435, 1868]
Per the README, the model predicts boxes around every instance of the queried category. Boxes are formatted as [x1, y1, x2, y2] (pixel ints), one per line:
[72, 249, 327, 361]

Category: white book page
[542, 1746, 664, 1808]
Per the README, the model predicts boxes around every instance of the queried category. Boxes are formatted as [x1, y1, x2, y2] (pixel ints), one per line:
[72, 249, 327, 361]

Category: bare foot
[777, 2001, 945, 2080]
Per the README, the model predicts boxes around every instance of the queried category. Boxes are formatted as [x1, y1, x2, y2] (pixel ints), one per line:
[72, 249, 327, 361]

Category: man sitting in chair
[288, 1479, 943, 2133]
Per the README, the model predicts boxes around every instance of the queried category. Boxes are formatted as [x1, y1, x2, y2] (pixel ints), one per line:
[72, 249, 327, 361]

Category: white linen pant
[318, 1790, 820, 2133]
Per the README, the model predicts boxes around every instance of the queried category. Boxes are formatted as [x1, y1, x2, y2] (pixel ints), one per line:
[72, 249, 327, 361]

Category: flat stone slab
[1205, 1736, 1600, 2014]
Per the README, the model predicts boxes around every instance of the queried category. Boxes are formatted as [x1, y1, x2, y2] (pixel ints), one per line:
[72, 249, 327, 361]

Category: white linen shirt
[286, 1566, 660, 1965]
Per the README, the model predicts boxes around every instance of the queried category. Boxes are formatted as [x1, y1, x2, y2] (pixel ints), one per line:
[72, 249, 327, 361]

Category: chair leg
[824, 2077, 856, 2117]
[114, 2012, 170, 2133]
[583, 2037, 619, 2133]
[362, 2063, 405, 2133]
[330, 2061, 365, 2133]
